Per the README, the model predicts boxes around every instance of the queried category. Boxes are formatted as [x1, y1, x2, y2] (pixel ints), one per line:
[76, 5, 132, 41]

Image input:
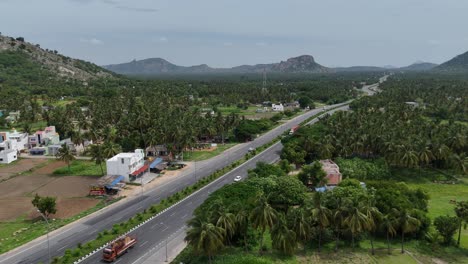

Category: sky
[1, 0, 468, 67]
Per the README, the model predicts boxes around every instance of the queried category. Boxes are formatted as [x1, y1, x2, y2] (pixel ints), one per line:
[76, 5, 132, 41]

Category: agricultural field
[0, 159, 102, 253]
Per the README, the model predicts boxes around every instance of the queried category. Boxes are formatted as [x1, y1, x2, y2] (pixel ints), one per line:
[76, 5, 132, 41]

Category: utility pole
[38, 210, 50, 264]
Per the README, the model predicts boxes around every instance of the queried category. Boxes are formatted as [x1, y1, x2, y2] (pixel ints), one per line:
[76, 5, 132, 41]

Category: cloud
[80, 38, 104, 45]
[223, 42, 233, 46]
[115, 5, 158, 13]
[428, 39, 440, 46]
[69, 0, 158, 13]
[255, 42, 267, 46]
[152, 36, 168, 43]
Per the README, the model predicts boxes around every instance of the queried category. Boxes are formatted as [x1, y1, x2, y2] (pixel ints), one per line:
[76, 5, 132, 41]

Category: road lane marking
[56, 244, 70, 252]
[162, 226, 169, 232]
[139, 241, 149, 248]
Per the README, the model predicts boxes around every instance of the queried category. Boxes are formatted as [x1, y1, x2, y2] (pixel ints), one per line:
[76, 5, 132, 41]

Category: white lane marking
[56, 244, 70, 252]
[169, 212, 176, 217]
[139, 241, 149, 248]
[162, 226, 169, 232]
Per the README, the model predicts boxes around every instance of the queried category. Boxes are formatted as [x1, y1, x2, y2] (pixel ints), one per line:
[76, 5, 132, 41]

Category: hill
[0, 34, 114, 83]
[103, 55, 330, 75]
[433, 50, 468, 72]
[398, 62, 438, 72]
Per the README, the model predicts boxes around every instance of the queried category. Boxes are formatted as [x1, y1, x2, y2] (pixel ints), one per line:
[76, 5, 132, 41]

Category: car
[234, 175, 242, 182]
[248, 147, 255, 152]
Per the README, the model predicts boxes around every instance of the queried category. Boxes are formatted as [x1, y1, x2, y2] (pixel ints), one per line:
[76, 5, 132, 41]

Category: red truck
[289, 125, 300, 135]
[102, 235, 137, 262]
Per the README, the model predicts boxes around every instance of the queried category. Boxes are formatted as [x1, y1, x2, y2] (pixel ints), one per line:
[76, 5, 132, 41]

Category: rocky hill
[103, 55, 330, 75]
[398, 62, 438, 71]
[433, 50, 468, 72]
[0, 35, 113, 82]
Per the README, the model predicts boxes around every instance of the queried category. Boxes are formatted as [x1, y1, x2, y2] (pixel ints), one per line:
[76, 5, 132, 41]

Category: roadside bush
[434, 215, 459, 245]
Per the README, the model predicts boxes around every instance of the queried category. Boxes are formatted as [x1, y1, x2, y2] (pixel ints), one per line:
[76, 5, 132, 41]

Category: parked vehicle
[102, 235, 137, 262]
[248, 147, 255, 152]
[234, 175, 242, 182]
[289, 125, 300, 135]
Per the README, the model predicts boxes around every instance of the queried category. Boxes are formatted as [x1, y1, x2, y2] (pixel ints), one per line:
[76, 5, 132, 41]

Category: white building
[7, 130, 28, 151]
[0, 140, 18, 164]
[106, 149, 146, 182]
[272, 103, 284, 112]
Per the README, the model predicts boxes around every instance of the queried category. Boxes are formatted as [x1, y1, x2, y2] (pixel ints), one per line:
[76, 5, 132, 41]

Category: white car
[248, 147, 255, 152]
[234, 175, 242, 182]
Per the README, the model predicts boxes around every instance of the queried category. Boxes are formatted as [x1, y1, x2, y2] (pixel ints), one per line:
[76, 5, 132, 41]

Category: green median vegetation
[52, 134, 282, 263]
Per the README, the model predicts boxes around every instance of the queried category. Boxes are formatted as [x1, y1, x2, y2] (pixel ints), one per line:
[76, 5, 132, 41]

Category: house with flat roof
[0, 140, 18, 164]
[272, 103, 284, 112]
[28, 126, 60, 148]
[106, 149, 146, 182]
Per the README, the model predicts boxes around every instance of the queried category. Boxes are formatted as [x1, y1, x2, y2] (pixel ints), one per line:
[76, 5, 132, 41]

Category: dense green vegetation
[1, 47, 377, 159]
[281, 76, 467, 174]
[179, 161, 467, 263]
[179, 74, 468, 263]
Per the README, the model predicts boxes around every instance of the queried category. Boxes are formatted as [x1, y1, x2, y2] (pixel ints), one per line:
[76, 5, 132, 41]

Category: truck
[102, 235, 137, 262]
[289, 125, 300, 135]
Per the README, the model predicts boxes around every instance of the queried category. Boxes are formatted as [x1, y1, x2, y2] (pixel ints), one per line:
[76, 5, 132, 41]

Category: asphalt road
[78, 104, 351, 264]
[0, 102, 349, 264]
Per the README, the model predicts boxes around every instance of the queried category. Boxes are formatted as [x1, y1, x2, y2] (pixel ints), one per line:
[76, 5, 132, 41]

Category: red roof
[326, 174, 342, 185]
[131, 165, 148, 176]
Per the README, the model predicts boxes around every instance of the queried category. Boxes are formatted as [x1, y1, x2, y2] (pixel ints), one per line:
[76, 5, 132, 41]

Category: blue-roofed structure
[106, 175, 125, 188]
[149, 157, 163, 169]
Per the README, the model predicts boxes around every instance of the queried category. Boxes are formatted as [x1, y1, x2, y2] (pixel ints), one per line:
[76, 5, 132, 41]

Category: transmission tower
[262, 68, 268, 93]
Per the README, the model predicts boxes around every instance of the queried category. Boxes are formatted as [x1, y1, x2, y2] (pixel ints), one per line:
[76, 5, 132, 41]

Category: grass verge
[53, 160, 105, 176]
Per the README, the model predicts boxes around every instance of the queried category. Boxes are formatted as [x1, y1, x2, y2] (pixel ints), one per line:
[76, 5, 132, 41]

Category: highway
[0, 102, 349, 264]
[78, 104, 351, 264]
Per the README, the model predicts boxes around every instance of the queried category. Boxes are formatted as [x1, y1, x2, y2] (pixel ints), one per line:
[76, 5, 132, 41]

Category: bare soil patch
[0, 174, 53, 198]
[0, 159, 46, 174]
[0, 197, 34, 221]
[51, 198, 100, 219]
[34, 160, 66, 175]
[35, 176, 96, 198]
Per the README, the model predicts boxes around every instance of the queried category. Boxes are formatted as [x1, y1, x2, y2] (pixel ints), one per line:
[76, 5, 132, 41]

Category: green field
[53, 160, 105, 176]
[0, 198, 118, 254]
[183, 143, 237, 161]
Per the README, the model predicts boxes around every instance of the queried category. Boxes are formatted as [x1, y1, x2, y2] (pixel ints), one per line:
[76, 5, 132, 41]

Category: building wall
[106, 149, 145, 182]
[0, 150, 17, 164]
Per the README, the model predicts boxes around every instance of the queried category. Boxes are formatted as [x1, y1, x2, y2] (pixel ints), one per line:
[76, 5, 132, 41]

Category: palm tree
[381, 214, 397, 254]
[393, 209, 421, 254]
[102, 141, 122, 159]
[332, 199, 349, 252]
[360, 198, 382, 255]
[216, 211, 236, 245]
[56, 143, 75, 173]
[235, 207, 250, 251]
[344, 205, 369, 249]
[288, 208, 310, 252]
[271, 213, 297, 255]
[454, 201, 468, 246]
[250, 193, 277, 254]
[310, 193, 331, 252]
[87, 144, 105, 175]
[185, 217, 225, 263]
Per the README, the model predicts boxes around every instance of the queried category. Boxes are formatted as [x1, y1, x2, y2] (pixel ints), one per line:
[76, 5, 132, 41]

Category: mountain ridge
[0, 34, 114, 81]
[433, 50, 468, 72]
[103, 55, 330, 75]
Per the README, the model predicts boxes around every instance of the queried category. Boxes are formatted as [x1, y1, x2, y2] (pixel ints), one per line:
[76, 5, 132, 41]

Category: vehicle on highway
[102, 235, 137, 262]
[248, 147, 255, 152]
[234, 175, 242, 182]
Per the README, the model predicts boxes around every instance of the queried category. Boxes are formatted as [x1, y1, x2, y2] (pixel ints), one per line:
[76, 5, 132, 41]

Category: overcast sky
[1, 0, 467, 67]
